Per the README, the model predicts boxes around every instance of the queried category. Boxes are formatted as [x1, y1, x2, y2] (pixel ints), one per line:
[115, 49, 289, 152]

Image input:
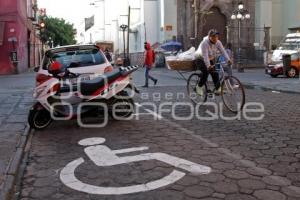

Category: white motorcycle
[28, 61, 139, 130]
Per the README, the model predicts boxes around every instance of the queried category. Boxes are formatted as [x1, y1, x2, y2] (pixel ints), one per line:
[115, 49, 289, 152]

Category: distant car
[266, 53, 300, 78]
[265, 63, 284, 78]
[34, 44, 113, 86]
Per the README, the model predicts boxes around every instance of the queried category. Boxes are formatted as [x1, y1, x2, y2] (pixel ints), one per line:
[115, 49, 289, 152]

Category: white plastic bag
[177, 47, 196, 60]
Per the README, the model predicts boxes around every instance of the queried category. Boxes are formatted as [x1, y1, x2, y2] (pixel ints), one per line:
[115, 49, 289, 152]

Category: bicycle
[187, 62, 245, 113]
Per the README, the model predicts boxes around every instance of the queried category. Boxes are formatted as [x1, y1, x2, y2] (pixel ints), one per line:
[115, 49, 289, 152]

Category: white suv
[35, 44, 113, 86]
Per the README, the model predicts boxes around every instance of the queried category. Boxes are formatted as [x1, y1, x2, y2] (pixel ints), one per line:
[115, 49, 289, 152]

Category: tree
[40, 16, 77, 47]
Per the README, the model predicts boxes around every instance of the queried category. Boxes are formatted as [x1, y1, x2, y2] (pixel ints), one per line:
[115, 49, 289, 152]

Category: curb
[0, 125, 32, 200]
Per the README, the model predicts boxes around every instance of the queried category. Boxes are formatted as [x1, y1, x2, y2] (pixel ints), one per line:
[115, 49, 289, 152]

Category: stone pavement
[19, 86, 300, 200]
[0, 72, 34, 196]
[234, 69, 300, 94]
[132, 67, 300, 93]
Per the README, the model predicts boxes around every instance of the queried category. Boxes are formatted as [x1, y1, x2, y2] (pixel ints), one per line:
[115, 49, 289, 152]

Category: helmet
[48, 61, 63, 76]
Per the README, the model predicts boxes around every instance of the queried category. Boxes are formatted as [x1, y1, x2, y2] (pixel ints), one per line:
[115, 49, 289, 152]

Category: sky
[37, 0, 136, 42]
[37, 0, 91, 34]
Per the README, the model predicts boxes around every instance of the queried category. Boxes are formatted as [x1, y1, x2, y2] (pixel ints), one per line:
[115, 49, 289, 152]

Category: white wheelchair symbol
[60, 137, 211, 195]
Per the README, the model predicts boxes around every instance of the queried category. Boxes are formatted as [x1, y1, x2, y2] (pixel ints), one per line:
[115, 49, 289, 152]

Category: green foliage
[40, 16, 77, 46]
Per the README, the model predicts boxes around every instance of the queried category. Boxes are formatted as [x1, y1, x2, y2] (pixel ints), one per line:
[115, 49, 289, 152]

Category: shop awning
[0, 22, 4, 46]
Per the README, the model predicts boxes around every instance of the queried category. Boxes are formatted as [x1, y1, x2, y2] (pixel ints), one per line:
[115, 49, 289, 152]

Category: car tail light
[36, 73, 52, 86]
[104, 66, 113, 73]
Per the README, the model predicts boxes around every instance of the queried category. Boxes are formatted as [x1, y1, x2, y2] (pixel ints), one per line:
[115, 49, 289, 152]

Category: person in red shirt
[143, 42, 158, 87]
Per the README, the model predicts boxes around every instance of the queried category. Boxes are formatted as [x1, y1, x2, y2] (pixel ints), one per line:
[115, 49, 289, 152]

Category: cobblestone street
[1, 0, 300, 199]
[19, 86, 300, 200]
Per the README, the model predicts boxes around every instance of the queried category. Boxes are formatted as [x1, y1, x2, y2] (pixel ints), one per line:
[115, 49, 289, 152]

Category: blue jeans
[144, 66, 156, 86]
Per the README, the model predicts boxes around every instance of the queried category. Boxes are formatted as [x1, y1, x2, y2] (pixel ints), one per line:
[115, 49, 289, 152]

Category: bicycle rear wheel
[187, 73, 207, 105]
[221, 76, 245, 113]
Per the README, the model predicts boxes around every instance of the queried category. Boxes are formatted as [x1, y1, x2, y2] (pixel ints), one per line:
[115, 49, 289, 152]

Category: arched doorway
[199, 7, 227, 44]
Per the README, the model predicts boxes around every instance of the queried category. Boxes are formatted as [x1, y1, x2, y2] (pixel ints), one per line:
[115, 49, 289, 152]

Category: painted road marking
[135, 103, 163, 120]
[60, 158, 185, 195]
[60, 137, 211, 195]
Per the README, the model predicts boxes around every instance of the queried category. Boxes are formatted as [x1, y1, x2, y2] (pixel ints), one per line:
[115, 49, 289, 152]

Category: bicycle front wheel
[187, 73, 207, 105]
[221, 76, 245, 113]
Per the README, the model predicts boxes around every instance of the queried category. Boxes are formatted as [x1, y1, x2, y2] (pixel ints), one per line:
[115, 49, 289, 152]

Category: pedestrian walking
[143, 42, 158, 87]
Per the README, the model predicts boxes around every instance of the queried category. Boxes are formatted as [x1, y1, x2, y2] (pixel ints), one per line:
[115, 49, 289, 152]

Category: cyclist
[195, 29, 232, 95]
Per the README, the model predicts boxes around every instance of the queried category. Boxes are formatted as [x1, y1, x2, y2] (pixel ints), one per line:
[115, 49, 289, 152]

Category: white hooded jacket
[195, 36, 230, 68]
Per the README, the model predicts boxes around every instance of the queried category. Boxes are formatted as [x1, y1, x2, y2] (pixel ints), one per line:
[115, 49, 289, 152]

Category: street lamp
[231, 1, 250, 72]
[120, 24, 128, 62]
[238, 2, 244, 10]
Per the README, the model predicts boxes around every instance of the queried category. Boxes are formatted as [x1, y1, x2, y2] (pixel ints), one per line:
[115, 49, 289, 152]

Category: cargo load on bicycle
[166, 47, 197, 71]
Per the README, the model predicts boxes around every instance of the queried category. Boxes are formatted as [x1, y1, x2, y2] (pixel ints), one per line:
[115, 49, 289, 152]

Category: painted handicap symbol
[60, 137, 211, 195]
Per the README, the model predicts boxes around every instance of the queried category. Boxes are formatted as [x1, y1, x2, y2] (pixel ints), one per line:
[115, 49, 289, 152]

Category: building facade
[78, 0, 178, 53]
[177, 0, 300, 51]
[255, 0, 300, 46]
[0, 0, 41, 74]
[177, 0, 256, 49]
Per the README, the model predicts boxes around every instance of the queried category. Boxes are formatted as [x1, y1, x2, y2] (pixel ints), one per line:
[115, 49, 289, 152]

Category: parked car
[34, 44, 113, 86]
[266, 32, 300, 78]
[266, 52, 300, 78]
[95, 41, 115, 66]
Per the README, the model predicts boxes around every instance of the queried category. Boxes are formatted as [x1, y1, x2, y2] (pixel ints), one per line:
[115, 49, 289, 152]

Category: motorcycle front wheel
[28, 107, 52, 130]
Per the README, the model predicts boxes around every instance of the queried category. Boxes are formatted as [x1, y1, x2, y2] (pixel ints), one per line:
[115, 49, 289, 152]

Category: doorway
[199, 7, 227, 44]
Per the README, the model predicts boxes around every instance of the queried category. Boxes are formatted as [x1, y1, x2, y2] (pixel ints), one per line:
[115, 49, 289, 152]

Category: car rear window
[291, 53, 299, 60]
[43, 48, 106, 69]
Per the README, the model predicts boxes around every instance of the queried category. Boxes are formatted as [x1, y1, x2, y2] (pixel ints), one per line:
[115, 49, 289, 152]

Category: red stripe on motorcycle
[91, 76, 128, 97]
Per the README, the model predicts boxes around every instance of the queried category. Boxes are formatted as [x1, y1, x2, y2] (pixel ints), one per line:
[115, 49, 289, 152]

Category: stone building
[177, 0, 256, 50]
[0, 0, 41, 74]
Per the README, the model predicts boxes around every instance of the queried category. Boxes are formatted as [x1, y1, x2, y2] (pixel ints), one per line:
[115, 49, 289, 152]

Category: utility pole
[144, 22, 147, 42]
[127, 6, 130, 57]
[231, 2, 251, 72]
[194, 0, 198, 40]
[120, 24, 128, 60]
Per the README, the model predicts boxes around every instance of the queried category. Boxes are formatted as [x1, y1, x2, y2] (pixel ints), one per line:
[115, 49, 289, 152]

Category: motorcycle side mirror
[48, 61, 63, 77]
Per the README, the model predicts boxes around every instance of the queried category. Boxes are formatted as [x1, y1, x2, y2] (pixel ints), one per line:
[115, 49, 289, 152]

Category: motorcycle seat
[59, 84, 78, 93]
[80, 68, 122, 96]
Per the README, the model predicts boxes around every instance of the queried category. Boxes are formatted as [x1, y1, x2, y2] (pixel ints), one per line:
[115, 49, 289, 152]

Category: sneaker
[214, 87, 222, 95]
[154, 79, 158, 86]
[196, 85, 204, 96]
[142, 85, 148, 88]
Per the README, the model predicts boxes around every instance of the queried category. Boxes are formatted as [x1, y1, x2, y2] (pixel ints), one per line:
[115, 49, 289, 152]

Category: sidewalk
[234, 68, 300, 94]
[0, 72, 34, 198]
[133, 67, 300, 94]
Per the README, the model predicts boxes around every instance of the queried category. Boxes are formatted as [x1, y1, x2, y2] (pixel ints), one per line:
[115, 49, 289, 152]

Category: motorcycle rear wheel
[109, 91, 135, 120]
